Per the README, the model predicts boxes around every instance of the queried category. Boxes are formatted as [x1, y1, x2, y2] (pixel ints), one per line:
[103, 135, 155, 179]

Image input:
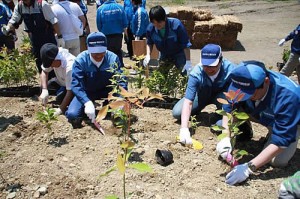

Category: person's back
[131, 5, 149, 37]
[51, 0, 84, 56]
[96, 0, 127, 35]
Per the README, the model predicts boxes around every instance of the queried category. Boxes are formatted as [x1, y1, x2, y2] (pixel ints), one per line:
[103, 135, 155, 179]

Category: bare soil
[1, 1, 300, 198]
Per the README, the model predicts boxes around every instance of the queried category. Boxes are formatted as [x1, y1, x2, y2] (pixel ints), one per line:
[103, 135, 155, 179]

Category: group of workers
[0, 0, 299, 196]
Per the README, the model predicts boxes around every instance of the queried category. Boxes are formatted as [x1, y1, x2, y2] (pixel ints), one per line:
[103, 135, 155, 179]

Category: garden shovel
[93, 120, 105, 135]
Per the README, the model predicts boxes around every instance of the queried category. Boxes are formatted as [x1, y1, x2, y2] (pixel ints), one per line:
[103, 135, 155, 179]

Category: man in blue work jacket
[143, 5, 192, 73]
[123, 0, 146, 58]
[216, 61, 300, 185]
[96, 0, 128, 67]
[176, 44, 236, 144]
[278, 24, 300, 84]
[66, 32, 127, 128]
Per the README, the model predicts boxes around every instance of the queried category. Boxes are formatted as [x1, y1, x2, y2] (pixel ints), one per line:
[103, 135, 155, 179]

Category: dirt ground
[1, 0, 300, 199]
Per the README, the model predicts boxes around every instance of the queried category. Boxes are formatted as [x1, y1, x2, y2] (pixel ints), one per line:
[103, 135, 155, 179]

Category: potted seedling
[97, 86, 164, 199]
[211, 89, 249, 167]
[144, 60, 187, 109]
[0, 41, 38, 97]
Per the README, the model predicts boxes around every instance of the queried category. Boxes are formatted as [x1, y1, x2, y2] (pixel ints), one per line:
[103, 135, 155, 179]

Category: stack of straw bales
[168, 7, 242, 49]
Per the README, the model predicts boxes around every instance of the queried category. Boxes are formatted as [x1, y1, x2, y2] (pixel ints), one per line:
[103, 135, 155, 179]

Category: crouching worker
[39, 43, 75, 116]
[66, 32, 128, 128]
[216, 61, 300, 185]
[173, 44, 237, 144]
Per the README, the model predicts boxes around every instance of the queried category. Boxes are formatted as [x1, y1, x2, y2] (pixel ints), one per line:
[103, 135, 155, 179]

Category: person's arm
[78, 15, 86, 30]
[180, 98, 193, 128]
[40, 70, 49, 89]
[146, 44, 153, 56]
[96, 8, 102, 32]
[59, 90, 74, 113]
[250, 144, 283, 169]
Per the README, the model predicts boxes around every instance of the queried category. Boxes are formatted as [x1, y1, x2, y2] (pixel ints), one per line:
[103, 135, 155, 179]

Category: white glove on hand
[216, 137, 232, 160]
[53, 108, 62, 116]
[278, 38, 285, 47]
[134, 36, 140, 41]
[182, 60, 192, 75]
[56, 37, 65, 47]
[1, 25, 10, 36]
[143, 54, 151, 67]
[225, 163, 252, 185]
[84, 101, 95, 122]
[39, 89, 49, 105]
[179, 127, 192, 145]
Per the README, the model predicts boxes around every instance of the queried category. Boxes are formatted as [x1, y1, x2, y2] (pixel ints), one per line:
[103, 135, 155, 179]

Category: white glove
[216, 137, 232, 160]
[182, 60, 192, 75]
[278, 38, 285, 47]
[143, 54, 151, 67]
[56, 37, 65, 48]
[179, 127, 192, 145]
[53, 108, 62, 116]
[39, 89, 49, 105]
[225, 163, 252, 185]
[134, 36, 140, 41]
[84, 101, 95, 122]
[1, 25, 11, 36]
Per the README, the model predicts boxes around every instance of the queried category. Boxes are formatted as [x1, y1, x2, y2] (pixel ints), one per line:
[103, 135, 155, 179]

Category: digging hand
[179, 127, 192, 145]
[216, 137, 232, 160]
[225, 163, 253, 185]
[84, 101, 95, 122]
[39, 89, 49, 105]
[278, 38, 285, 47]
[143, 54, 150, 67]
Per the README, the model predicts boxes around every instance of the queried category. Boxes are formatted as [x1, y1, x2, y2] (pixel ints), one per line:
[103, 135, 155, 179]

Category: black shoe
[69, 118, 82, 129]
[236, 121, 253, 142]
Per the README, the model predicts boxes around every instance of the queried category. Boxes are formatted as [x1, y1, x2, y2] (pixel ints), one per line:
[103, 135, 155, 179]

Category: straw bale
[220, 39, 236, 49]
[223, 15, 243, 32]
[168, 7, 178, 18]
[181, 20, 195, 33]
[222, 31, 238, 41]
[209, 16, 227, 32]
[176, 7, 194, 20]
[191, 32, 210, 48]
[194, 21, 210, 32]
[193, 9, 214, 21]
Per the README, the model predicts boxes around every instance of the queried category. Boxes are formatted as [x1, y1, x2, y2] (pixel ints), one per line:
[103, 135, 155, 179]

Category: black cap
[40, 43, 59, 68]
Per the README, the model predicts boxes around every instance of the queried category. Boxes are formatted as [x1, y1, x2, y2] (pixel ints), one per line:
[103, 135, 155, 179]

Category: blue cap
[201, 44, 222, 66]
[87, 32, 107, 53]
[228, 61, 266, 101]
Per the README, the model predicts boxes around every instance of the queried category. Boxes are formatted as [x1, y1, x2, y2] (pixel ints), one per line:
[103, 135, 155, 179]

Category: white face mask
[90, 54, 104, 68]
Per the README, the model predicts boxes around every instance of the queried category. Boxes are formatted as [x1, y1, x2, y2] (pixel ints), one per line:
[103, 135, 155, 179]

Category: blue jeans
[172, 91, 225, 120]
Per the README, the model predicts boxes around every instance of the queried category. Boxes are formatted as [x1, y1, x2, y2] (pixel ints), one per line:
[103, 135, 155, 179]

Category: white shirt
[51, 1, 84, 40]
[41, 48, 75, 90]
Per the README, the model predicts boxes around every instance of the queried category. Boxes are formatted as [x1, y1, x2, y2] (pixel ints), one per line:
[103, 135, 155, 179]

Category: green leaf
[217, 133, 228, 141]
[99, 166, 117, 177]
[236, 150, 249, 158]
[211, 125, 225, 132]
[117, 154, 125, 174]
[216, 109, 227, 116]
[128, 163, 152, 172]
[234, 112, 249, 120]
[105, 195, 119, 199]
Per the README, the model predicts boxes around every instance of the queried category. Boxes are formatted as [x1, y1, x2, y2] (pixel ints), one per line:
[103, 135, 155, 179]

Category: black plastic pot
[0, 86, 40, 97]
[155, 149, 174, 166]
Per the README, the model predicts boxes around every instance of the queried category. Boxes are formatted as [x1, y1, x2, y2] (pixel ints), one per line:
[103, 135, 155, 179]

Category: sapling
[131, 55, 146, 88]
[36, 107, 58, 134]
[211, 89, 249, 167]
[98, 86, 164, 199]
